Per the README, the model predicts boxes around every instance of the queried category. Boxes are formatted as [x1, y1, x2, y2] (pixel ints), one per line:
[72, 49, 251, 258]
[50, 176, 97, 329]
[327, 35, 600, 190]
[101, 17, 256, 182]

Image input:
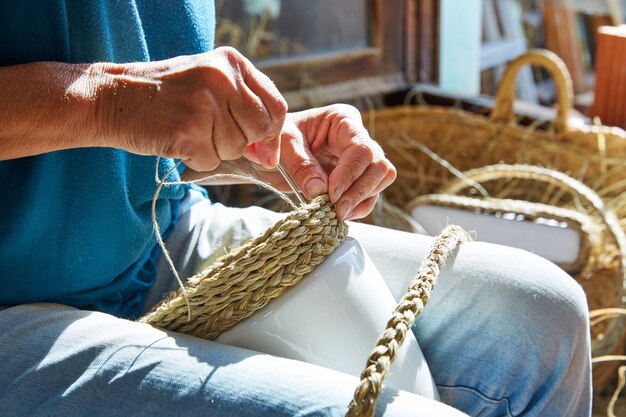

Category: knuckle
[216, 136, 247, 160]
[387, 163, 398, 181]
[372, 159, 390, 176]
[181, 141, 219, 171]
[253, 118, 273, 141]
[354, 142, 375, 162]
[215, 46, 243, 63]
[352, 182, 371, 198]
[332, 103, 360, 119]
[336, 116, 353, 132]
[247, 105, 274, 140]
[205, 48, 244, 87]
[271, 95, 288, 120]
[291, 159, 319, 182]
[194, 63, 236, 92]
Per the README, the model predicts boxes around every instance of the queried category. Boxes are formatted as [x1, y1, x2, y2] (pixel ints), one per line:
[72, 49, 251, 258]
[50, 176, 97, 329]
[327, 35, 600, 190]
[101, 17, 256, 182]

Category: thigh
[0, 303, 465, 417]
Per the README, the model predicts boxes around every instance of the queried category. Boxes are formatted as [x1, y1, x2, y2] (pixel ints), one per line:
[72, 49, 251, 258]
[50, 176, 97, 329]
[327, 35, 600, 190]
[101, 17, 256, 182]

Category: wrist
[71, 62, 124, 149]
[88, 61, 163, 152]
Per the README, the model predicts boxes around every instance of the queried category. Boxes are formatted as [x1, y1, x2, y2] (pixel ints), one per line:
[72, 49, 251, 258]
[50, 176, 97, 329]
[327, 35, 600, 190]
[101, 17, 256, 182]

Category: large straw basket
[362, 49, 626, 391]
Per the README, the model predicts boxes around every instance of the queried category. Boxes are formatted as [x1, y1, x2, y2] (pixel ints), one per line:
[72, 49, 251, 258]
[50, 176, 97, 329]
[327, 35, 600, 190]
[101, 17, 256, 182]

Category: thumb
[243, 136, 279, 168]
[252, 133, 281, 169]
[280, 130, 328, 199]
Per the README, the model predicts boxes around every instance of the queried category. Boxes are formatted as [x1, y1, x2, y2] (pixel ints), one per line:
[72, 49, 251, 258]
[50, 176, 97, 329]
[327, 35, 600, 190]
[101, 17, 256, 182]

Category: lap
[146, 193, 591, 416]
[0, 303, 464, 417]
[8, 193, 586, 416]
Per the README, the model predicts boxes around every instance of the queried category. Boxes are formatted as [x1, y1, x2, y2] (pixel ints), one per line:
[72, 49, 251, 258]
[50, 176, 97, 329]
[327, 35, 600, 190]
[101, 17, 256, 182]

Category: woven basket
[362, 49, 626, 392]
[420, 164, 626, 366]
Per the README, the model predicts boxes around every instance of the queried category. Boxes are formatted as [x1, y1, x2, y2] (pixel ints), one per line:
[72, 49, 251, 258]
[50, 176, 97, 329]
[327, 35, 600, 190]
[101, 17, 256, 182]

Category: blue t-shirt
[0, 1, 215, 318]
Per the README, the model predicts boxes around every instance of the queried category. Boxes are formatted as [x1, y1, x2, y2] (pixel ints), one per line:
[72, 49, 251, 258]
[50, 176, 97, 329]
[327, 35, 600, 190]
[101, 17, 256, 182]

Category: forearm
[0, 49, 287, 168]
[0, 61, 109, 160]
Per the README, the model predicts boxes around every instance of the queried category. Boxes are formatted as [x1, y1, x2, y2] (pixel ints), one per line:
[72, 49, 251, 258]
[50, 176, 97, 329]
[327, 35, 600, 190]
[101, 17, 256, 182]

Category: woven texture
[440, 164, 626, 360]
[362, 50, 626, 391]
[140, 194, 348, 340]
[346, 225, 468, 417]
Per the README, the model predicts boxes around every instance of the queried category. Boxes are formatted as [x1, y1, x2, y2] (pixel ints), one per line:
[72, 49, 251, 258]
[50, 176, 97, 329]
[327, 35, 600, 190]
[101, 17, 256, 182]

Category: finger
[345, 195, 379, 221]
[237, 54, 287, 137]
[334, 160, 390, 220]
[243, 142, 262, 166]
[182, 133, 221, 172]
[341, 163, 395, 220]
[228, 82, 280, 168]
[243, 140, 282, 173]
[327, 142, 374, 203]
[212, 108, 249, 161]
[279, 128, 329, 199]
[252, 132, 281, 169]
[370, 164, 397, 196]
[241, 67, 286, 168]
[174, 92, 224, 172]
[217, 47, 286, 168]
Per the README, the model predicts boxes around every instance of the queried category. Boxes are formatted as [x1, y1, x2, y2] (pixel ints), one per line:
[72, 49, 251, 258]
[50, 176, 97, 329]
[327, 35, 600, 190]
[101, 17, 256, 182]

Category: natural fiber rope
[149, 157, 301, 320]
[346, 225, 469, 417]
[140, 194, 348, 340]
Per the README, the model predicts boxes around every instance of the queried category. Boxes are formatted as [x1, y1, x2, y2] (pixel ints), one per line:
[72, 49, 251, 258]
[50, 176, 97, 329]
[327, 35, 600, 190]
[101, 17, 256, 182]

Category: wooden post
[542, 0, 588, 94]
[417, 0, 439, 84]
[592, 25, 626, 129]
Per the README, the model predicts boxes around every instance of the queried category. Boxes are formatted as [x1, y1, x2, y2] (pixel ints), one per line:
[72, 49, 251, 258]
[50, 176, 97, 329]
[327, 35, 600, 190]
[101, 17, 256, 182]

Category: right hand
[95, 46, 287, 171]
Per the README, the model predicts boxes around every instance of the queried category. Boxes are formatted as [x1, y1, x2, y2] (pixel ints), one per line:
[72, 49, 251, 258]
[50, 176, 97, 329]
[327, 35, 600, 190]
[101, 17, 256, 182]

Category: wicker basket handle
[490, 49, 574, 134]
[406, 193, 600, 275]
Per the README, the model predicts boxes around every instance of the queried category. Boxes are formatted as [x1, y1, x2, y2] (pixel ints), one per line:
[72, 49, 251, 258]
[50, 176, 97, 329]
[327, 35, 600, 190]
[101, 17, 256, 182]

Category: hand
[248, 104, 397, 221]
[95, 47, 287, 171]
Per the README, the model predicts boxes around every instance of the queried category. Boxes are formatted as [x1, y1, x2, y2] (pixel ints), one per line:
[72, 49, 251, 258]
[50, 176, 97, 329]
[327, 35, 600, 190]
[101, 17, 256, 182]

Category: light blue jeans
[0, 190, 592, 416]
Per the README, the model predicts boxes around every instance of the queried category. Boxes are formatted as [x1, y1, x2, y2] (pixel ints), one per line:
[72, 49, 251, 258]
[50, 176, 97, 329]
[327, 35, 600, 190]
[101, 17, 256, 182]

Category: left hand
[246, 104, 397, 221]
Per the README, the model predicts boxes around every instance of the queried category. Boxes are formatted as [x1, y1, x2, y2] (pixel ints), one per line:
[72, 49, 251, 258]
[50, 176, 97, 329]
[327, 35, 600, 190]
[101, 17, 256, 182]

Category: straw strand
[346, 225, 469, 417]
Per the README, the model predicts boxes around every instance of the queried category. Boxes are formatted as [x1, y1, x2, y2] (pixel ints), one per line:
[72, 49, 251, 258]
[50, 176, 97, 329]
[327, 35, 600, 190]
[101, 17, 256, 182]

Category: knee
[495, 244, 589, 334]
[436, 241, 590, 346]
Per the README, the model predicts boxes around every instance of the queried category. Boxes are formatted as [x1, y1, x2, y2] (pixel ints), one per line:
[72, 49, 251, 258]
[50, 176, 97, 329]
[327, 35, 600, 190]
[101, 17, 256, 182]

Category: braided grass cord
[346, 225, 469, 417]
[140, 194, 348, 340]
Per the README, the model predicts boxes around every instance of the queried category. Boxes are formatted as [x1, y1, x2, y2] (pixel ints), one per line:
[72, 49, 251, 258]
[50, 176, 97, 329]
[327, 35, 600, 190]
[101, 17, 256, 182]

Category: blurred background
[211, 3, 626, 414]
[215, 0, 626, 122]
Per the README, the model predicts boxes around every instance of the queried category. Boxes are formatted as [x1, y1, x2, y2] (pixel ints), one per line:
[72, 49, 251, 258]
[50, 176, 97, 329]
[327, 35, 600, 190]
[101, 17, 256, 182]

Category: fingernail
[338, 201, 352, 220]
[331, 186, 346, 203]
[305, 178, 325, 197]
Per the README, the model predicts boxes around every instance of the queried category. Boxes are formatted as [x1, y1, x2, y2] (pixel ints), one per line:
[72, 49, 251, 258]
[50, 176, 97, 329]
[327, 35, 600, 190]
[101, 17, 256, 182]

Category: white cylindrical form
[217, 237, 439, 400]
